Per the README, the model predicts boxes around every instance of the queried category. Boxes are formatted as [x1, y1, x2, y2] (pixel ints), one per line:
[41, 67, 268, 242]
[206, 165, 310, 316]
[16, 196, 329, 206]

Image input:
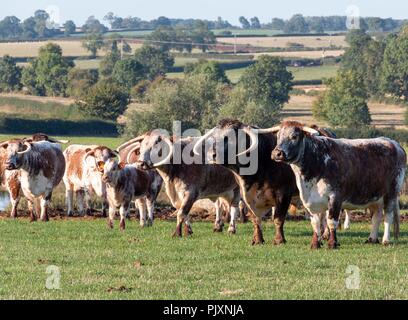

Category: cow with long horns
[0, 134, 68, 218]
[0, 139, 65, 221]
[131, 131, 242, 237]
[271, 121, 406, 248]
[63, 145, 117, 217]
[193, 119, 298, 245]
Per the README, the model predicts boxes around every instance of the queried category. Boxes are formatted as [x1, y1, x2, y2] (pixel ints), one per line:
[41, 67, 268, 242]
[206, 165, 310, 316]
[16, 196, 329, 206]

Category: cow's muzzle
[271, 148, 287, 162]
[139, 161, 153, 170]
[5, 162, 18, 170]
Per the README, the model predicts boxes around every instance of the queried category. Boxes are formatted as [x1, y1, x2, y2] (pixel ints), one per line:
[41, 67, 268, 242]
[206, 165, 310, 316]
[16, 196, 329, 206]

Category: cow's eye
[291, 135, 298, 140]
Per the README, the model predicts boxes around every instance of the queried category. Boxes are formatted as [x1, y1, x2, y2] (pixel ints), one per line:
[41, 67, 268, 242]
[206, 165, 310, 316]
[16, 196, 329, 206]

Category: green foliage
[99, 40, 121, 77]
[284, 14, 309, 34]
[0, 55, 22, 92]
[380, 26, 408, 101]
[66, 68, 99, 98]
[63, 20, 76, 36]
[82, 16, 107, 34]
[77, 80, 130, 120]
[184, 60, 230, 84]
[239, 16, 251, 29]
[82, 33, 104, 58]
[134, 45, 174, 80]
[313, 70, 371, 127]
[112, 58, 145, 89]
[21, 43, 74, 96]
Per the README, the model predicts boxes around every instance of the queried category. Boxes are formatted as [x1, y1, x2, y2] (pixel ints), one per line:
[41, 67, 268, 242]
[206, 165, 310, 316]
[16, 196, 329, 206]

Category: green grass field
[0, 218, 407, 299]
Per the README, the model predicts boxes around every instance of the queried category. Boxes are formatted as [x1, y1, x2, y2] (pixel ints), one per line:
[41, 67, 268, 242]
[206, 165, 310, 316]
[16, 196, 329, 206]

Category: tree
[190, 21, 216, 52]
[77, 80, 130, 120]
[33, 10, 50, 38]
[134, 45, 174, 80]
[312, 70, 371, 127]
[271, 18, 285, 30]
[220, 56, 293, 127]
[0, 16, 22, 39]
[21, 43, 73, 96]
[284, 14, 309, 34]
[64, 20, 76, 36]
[250, 17, 261, 29]
[82, 16, 107, 34]
[82, 33, 104, 58]
[380, 26, 408, 101]
[67, 68, 98, 98]
[239, 16, 251, 29]
[184, 60, 229, 84]
[112, 57, 145, 89]
[99, 40, 121, 77]
[0, 55, 22, 92]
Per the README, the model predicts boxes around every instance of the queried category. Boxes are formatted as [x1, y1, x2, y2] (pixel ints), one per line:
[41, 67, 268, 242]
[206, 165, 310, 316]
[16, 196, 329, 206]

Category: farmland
[0, 217, 408, 299]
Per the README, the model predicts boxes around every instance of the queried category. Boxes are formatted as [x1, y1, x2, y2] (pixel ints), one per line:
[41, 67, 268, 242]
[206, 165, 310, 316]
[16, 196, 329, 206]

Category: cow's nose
[140, 161, 152, 170]
[5, 162, 15, 170]
[272, 148, 286, 162]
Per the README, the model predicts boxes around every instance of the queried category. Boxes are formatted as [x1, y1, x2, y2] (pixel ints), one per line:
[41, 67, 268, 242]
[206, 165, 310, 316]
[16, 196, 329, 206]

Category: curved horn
[54, 139, 70, 144]
[117, 135, 146, 152]
[126, 145, 140, 164]
[17, 142, 32, 155]
[257, 125, 281, 134]
[302, 127, 320, 136]
[193, 128, 217, 156]
[152, 137, 173, 168]
[237, 127, 259, 157]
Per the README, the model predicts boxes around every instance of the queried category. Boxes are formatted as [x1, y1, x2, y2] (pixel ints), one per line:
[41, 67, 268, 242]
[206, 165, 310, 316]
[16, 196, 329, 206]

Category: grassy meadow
[0, 218, 407, 299]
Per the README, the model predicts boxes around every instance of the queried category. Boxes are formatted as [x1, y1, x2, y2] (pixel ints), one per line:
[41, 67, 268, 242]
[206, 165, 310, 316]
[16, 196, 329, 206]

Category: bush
[184, 60, 230, 84]
[112, 57, 145, 89]
[66, 68, 98, 98]
[0, 55, 21, 92]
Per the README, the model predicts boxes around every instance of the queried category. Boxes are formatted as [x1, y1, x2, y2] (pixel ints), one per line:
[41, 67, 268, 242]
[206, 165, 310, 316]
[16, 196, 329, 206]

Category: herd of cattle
[0, 119, 406, 249]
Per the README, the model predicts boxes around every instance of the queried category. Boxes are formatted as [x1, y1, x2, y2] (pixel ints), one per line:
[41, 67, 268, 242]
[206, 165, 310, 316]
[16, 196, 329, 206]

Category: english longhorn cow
[63, 145, 117, 217]
[0, 134, 68, 218]
[0, 139, 65, 222]
[271, 121, 406, 248]
[193, 119, 298, 245]
[134, 131, 242, 236]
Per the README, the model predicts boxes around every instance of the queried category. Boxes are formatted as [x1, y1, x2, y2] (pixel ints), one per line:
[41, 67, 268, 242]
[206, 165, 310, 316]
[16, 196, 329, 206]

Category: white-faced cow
[99, 156, 162, 230]
[63, 145, 117, 217]
[0, 139, 65, 221]
[270, 121, 406, 248]
[134, 131, 242, 237]
[0, 134, 68, 218]
[193, 119, 298, 245]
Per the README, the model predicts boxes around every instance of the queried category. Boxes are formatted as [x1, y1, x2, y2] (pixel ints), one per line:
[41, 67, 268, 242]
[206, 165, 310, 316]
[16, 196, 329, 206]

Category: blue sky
[2, 0, 408, 25]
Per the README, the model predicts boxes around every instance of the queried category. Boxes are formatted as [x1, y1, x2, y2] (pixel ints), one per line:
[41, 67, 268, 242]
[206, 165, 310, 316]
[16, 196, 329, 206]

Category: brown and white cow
[193, 119, 298, 245]
[99, 157, 162, 230]
[63, 145, 117, 217]
[135, 131, 242, 237]
[0, 139, 65, 221]
[270, 121, 406, 248]
[0, 134, 68, 218]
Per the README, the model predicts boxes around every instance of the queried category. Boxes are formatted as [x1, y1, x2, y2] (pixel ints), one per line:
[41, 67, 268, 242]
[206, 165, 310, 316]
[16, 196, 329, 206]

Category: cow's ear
[97, 161, 105, 172]
[85, 148, 92, 153]
[118, 162, 126, 170]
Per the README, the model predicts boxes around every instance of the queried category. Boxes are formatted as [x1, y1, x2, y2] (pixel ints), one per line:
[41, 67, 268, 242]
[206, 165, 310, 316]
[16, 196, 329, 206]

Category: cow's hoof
[382, 241, 392, 247]
[273, 237, 286, 246]
[322, 232, 330, 241]
[251, 237, 265, 246]
[328, 241, 339, 249]
[310, 241, 321, 250]
[120, 220, 125, 231]
[107, 220, 114, 229]
[146, 219, 153, 227]
[365, 238, 380, 244]
[67, 211, 73, 217]
[184, 224, 193, 236]
[228, 226, 236, 235]
[213, 223, 223, 233]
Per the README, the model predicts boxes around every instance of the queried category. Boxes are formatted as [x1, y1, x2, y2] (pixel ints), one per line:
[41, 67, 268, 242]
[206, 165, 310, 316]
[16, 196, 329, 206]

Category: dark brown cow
[271, 121, 406, 248]
[135, 131, 241, 237]
[0, 139, 65, 222]
[193, 119, 298, 245]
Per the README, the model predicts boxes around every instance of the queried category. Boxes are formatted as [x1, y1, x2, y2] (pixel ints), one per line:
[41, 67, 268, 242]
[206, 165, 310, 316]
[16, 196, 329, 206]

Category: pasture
[0, 217, 408, 299]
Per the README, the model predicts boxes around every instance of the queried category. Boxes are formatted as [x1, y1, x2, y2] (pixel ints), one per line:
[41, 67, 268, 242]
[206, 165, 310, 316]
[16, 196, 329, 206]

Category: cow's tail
[393, 203, 400, 240]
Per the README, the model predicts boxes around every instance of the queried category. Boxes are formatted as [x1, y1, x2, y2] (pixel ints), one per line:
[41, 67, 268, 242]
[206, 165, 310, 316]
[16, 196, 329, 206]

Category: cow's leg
[173, 192, 195, 238]
[8, 186, 21, 219]
[119, 202, 130, 231]
[27, 200, 37, 222]
[213, 199, 224, 232]
[136, 198, 147, 227]
[239, 201, 248, 223]
[272, 194, 291, 245]
[40, 194, 51, 222]
[84, 187, 93, 216]
[366, 205, 381, 244]
[101, 190, 108, 218]
[327, 198, 341, 249]
[76, 190, 86, 216]
[65, 187, 74, 217]
[146, 198, 154, 227]
[228, 206, 239, 234]
[310, 213, 322, 249]
[107, 205, 115, 229]
[383, 198, 399, 246]
[343, 210, 350, 230]
[322, 210, 329, 240]
[252, 216, 264, 245]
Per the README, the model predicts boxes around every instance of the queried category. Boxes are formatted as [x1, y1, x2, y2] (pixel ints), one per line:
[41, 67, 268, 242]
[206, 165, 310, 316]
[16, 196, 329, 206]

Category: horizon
[2, 0, 408, 26]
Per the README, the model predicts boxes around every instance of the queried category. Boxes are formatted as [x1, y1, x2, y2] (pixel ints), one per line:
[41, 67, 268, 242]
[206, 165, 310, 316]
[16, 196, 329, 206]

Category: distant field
[252, 50, 344, 59]
[218, 35, 347, 49]
[0, 40, 143, 58]
[213, 29, 282, 36]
